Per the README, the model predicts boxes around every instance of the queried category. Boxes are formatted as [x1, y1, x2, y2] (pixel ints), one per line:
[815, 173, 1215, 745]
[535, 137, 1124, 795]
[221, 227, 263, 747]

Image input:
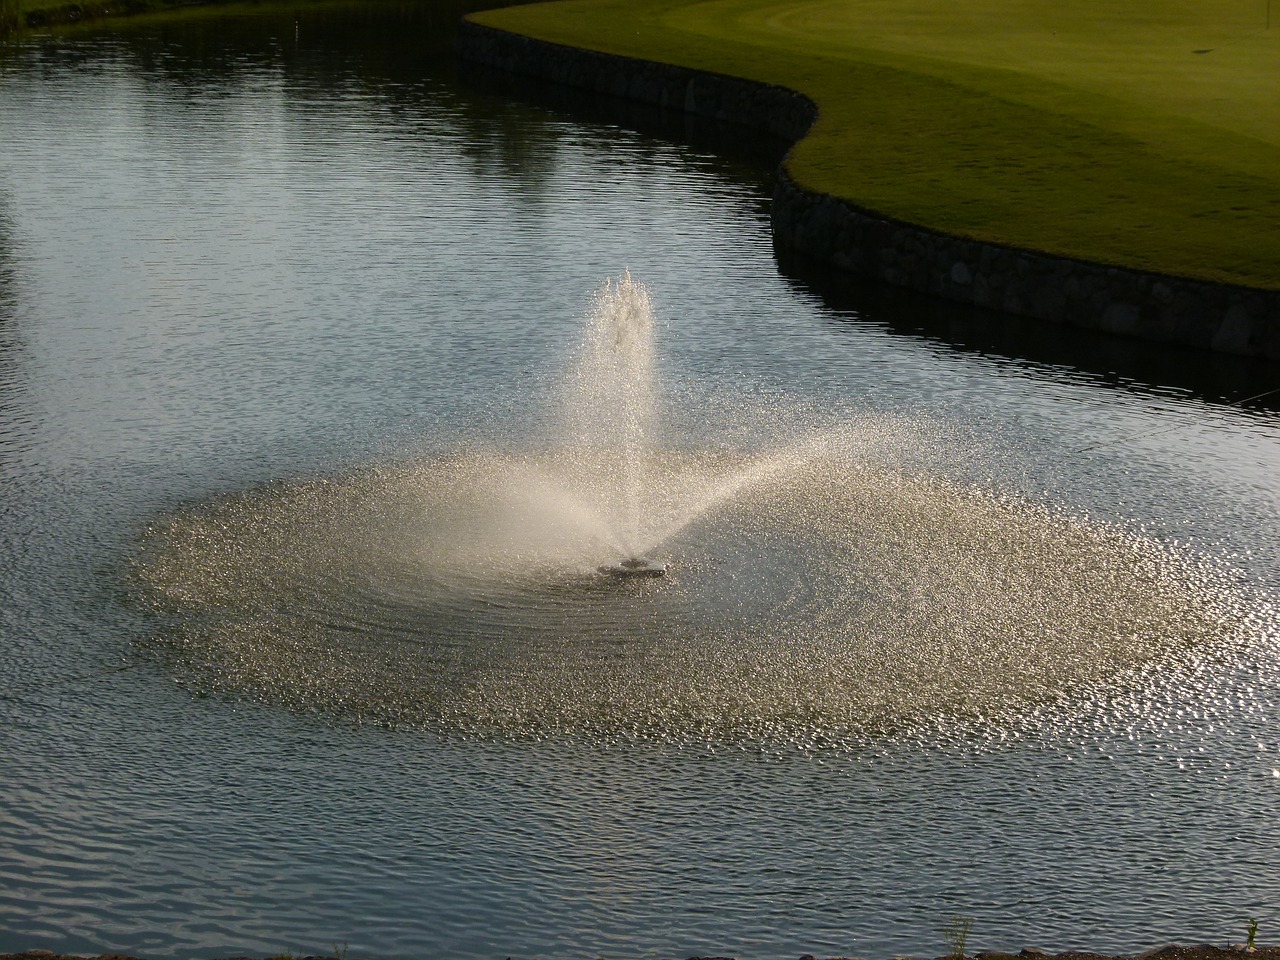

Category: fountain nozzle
[597, 557, 667, 578]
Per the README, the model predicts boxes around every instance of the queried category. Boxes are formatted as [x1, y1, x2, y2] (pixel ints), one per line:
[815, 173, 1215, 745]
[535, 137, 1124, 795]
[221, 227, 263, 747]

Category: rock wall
[774, 171, 1280, 358]
[457, 20, 1280, 359]
[457, 21, 815, 138]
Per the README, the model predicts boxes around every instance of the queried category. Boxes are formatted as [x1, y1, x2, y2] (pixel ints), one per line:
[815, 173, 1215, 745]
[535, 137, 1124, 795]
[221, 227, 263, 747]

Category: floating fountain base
[597, 557, 667, 578]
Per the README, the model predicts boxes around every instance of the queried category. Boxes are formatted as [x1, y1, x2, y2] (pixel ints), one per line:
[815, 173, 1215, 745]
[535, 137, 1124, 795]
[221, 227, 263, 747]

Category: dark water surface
[2, 4, 1279, 958]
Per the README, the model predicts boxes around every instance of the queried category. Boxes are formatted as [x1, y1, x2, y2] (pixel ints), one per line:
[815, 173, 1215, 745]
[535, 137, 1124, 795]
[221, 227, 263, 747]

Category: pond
[2, 3, 1279, 958]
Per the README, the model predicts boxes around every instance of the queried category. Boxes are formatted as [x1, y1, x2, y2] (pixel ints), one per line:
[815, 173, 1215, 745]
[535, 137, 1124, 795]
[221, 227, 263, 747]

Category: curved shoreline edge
[457, 19, 1280, 360]
[4, 944, 1280, 960]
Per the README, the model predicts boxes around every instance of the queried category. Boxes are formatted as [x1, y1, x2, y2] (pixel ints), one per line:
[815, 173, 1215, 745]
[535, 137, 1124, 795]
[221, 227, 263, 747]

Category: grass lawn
[1, 0, 327, 30]
[469, 0, 1280, 289]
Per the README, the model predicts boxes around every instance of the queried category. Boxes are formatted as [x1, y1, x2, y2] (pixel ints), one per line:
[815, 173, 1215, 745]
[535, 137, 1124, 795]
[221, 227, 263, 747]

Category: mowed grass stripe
[470, 0, 1280, 289]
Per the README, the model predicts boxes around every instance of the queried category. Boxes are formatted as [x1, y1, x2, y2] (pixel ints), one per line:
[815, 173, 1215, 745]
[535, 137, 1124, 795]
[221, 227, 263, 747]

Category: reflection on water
[2, 3, 1280, 959]
[780, 250, 1280, 416]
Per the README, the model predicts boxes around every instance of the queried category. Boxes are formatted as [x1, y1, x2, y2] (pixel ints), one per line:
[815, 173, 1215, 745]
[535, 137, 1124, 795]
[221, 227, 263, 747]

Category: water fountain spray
[564, 270, 668, 577]
[135, 272, 1248, 743]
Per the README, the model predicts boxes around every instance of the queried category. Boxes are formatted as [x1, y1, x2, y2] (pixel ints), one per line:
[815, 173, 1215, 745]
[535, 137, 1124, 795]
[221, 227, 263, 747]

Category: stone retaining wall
[457, 19, 1280, 359]
[457, 20, 815, 138]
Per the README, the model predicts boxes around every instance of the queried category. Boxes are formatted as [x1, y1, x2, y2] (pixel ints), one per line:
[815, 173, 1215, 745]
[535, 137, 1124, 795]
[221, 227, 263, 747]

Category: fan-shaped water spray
[135, 274, 1249, 747]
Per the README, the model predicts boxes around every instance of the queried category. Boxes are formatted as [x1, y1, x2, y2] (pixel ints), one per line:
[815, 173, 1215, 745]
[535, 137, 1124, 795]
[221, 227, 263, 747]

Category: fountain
[561, 270, 666, 577]
[135, 274, 1247, 747]
[598, 557, 668, 577]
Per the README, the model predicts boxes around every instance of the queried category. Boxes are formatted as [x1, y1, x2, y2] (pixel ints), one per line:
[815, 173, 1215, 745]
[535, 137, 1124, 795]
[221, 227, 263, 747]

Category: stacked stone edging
[457, 19, 1280, 359]
[457, 20, 815, 139]
[774, 170, 1280, 358]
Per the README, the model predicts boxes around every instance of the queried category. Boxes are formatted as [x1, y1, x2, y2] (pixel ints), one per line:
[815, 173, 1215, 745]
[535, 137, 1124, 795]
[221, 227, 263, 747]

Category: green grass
[942, 914, 974, 958]
[0, 0, 20, 33]
[1, 0, 407, 35]
[469, 0, 1280, 289]
[3, 0, 199, 31]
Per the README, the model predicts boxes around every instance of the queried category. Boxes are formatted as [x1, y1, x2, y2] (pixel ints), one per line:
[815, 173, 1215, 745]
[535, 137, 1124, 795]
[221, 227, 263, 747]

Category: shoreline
[5, 945, 1280, 960]
[7, 0, 1279, 358]
[456, 19, 1280, 360]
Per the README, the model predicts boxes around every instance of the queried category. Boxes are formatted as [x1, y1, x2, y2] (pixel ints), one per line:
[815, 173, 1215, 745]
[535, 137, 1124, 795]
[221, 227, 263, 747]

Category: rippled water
[2, 4, 1280, 959]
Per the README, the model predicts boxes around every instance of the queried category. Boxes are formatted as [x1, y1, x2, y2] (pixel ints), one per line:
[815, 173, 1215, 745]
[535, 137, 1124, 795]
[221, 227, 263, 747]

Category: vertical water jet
[562, 271, 665, 574]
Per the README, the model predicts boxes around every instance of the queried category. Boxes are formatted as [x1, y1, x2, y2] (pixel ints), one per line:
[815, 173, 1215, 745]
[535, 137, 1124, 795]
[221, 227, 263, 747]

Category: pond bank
[456, 20, 1280, 361]
[2, 0, 189, 32]
[4, 944, 1279, 960]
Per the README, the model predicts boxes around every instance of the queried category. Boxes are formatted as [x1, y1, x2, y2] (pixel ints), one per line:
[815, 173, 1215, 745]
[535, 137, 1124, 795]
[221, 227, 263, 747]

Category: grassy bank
[469, 0, 1280, 290]
[0, 0, 19, 33]
[1, 0, 212, 31]
[0, 0, 361, 34]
